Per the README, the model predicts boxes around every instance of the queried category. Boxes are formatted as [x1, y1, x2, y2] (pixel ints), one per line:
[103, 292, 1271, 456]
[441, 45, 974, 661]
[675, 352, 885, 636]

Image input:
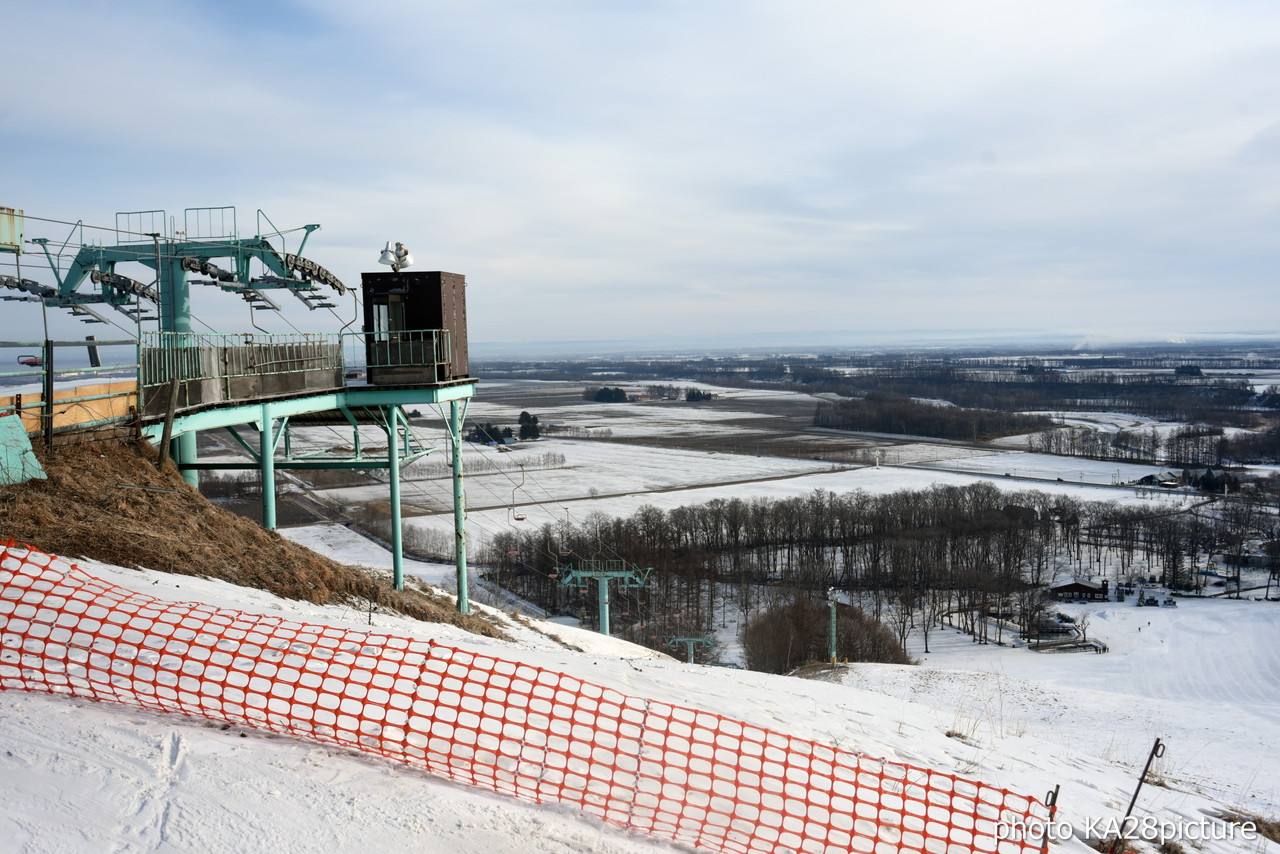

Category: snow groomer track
[1, 542, 1051, 854]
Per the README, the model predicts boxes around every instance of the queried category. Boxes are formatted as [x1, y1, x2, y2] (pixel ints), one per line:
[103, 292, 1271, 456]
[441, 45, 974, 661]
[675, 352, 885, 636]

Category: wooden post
[156, 379, 180, 472]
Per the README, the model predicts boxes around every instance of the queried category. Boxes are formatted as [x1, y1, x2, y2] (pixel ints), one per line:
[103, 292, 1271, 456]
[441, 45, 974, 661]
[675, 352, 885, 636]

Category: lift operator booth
[361, 270, 470, 385]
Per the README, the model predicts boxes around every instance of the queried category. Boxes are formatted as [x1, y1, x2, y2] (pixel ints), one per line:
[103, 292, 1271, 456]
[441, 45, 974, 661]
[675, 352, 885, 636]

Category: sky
[3, 0, 1280, 352]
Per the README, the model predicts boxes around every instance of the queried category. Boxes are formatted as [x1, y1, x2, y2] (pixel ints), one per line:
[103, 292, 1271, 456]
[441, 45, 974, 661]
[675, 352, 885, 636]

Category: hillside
[4, 540, 1279, 854]
[0, 438, 500, 638]
[3, 436, 1280, 854]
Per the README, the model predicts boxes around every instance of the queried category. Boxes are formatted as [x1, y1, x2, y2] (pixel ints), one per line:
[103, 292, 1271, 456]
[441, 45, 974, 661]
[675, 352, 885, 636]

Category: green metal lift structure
[557, 559, 651, 636]
[668, 636, 713, 664]
[3, 206, 477, 612]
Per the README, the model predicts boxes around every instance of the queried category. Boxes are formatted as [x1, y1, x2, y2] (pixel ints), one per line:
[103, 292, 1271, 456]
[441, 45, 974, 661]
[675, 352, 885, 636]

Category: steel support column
[176, 432, 198, 488]
[556, 561, 650, 637]
[597, 576, 611, 635]
[829, 597, 838, 664]
[387, 406, 404, 591]
[260, 404, 276, 530]
[450, 398, 470, 614]
[159, 251, 198, 487]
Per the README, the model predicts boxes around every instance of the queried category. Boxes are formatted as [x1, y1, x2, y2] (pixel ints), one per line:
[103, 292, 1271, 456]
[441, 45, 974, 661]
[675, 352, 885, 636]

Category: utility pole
[450, 398, 470, 613]
[828, 587, 839, 664]
[557, 559, 650, 635]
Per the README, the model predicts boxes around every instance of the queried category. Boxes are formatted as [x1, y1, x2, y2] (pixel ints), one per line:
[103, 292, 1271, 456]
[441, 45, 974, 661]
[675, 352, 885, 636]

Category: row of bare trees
[814, 393, 1052, 440]
[261, 475, 1276, 654]
[782, 366, 1265, 426]
[1029, 423, 1278, 466]
[483, 481, 1278, 669]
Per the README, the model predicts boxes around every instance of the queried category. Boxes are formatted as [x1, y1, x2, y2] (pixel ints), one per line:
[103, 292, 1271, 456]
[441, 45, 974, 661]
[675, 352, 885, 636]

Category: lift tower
[557, 559, 651, 635]
[3, 206, 478, 612]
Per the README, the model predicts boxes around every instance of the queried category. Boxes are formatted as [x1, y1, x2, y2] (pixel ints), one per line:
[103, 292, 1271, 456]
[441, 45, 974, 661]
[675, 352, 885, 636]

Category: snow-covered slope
[2, 546, 1276, 854]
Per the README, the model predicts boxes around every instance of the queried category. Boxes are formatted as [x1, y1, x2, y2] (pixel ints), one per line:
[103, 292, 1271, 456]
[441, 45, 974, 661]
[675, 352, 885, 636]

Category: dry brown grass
[1, 438, 503, 639]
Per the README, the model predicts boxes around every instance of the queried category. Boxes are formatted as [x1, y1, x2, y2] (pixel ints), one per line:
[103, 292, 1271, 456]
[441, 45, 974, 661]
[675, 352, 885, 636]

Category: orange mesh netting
[0, 543, 1052, 853]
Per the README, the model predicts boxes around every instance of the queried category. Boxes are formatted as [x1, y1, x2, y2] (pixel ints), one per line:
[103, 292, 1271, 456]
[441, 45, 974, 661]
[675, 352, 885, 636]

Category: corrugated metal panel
[0, 207, 23, 254]
[442, 271, 469, 378]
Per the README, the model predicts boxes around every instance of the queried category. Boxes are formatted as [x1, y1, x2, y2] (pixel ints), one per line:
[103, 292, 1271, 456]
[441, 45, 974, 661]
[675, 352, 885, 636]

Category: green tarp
[0, 414, 45, 485]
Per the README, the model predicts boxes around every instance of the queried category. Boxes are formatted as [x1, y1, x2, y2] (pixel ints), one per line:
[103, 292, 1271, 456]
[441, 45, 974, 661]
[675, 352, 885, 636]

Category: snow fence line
[0, 542, 1052, 854]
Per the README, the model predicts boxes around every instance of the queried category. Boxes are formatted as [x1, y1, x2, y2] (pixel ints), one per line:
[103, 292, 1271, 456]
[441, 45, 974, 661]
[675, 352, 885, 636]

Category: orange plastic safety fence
[1, 543, 1052, 853]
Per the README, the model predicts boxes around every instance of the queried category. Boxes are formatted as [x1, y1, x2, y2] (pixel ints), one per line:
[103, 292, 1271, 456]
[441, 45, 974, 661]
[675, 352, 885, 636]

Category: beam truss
[668, 637, 713, 664]
[140, 382, 476, 608]
[24, 208, 346, 489]
[557, 559, 651, 635]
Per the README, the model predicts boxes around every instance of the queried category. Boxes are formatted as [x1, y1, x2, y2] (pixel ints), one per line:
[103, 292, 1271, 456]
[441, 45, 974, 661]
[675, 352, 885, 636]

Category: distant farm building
[1051, 579, 1110, 601]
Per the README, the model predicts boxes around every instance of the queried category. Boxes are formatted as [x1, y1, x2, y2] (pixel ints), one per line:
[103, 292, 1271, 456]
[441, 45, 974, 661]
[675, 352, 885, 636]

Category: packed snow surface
[2, 541, 1278, 853]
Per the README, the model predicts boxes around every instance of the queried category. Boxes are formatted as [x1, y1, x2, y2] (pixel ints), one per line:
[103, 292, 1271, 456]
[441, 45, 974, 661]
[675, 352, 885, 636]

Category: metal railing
[0, 338, 139, 443]
[138, 329, 451, 382]
[360, 328, 453, 376]
[139, 331, 342, 387]
[1, 329, 458, 435]
[137, 329, 454, 416]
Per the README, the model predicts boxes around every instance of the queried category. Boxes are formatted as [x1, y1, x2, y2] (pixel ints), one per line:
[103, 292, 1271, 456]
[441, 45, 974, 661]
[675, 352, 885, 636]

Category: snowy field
[299, 438, 843, 514]
[115, 377, 1280, 542]
[919, 450, 1180, 484]
[397, 443, 1197, 553]
[224, 381, 1228, 554]
[5, 379, 1277, 852]
[3, 539, 1278, 854]
[466, 381, 831, 441]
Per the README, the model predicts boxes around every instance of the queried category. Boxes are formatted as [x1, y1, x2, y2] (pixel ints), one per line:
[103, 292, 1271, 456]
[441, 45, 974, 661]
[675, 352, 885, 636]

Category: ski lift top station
[0, 206, 478, 613]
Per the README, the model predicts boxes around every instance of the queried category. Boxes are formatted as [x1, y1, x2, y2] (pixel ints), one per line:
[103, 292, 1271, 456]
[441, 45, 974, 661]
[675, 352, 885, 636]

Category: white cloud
[4, 0, 1279, 346]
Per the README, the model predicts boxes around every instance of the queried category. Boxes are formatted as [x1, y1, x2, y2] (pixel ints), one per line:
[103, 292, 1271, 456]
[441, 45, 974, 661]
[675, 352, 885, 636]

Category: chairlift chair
[509, 467, 528, 521]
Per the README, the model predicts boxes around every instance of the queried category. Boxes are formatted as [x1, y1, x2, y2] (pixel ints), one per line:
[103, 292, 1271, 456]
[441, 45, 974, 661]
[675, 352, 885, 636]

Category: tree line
[814, 392, 1052, 441]
[483, 480, 1280, 670]
[465, 411, 542, 443]
[1030, 423, 1280, 466]
[789, 366, 1266, 427]
[584, 387, 630, 403]
[646, 385, 714, 402]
